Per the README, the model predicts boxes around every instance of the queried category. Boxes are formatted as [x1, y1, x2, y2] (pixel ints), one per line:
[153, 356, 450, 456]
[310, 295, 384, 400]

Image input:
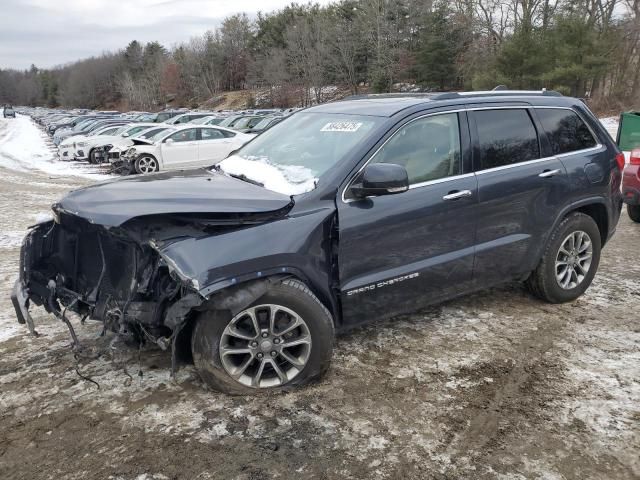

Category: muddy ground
[0, 117, 638, 479]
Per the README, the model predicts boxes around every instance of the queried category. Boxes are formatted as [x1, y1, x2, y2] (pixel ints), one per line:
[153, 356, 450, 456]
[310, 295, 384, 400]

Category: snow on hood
[218, 155, 317, 196]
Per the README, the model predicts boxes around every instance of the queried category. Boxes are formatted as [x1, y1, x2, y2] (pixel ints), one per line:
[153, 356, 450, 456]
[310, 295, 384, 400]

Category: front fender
[152, 204, 339, 320]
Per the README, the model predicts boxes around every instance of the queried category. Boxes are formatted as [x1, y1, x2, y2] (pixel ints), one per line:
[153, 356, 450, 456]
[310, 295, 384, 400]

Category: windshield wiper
[229, 173, 264, 187]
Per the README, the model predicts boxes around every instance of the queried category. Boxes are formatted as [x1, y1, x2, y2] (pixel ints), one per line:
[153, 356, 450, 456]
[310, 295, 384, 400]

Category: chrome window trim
[341, 109, 465, 203]
[340, 105, 605, 204]
[531, 106, 602, 156]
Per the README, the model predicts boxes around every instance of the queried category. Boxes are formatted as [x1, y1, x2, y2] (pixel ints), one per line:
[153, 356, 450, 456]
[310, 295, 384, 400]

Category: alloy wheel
[219, 304, 312, 388]
[555, 230, 593, 290]
[137, 156, 158, 174]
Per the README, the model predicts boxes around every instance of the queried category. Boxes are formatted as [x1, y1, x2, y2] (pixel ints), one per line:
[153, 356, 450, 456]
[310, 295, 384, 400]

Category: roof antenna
[493, 85, 508, 91]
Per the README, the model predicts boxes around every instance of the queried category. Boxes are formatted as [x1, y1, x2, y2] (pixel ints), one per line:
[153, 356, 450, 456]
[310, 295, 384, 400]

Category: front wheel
[134, 155, 159, 174]
[526, 213, 601, 303]
[627, 204, 640, 223]
[191, 279, 334, 395]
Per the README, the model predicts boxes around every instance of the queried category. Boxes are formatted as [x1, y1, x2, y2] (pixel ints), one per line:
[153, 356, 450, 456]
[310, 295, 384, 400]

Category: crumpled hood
[55, 168, 293, 228]
[83, 135, 122, 147]
[110, 137, 152, 152]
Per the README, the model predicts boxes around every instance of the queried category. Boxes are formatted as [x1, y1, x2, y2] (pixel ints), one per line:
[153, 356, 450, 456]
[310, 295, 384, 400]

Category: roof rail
[431, 89, 563, 100]
[343, 89, 563, 102]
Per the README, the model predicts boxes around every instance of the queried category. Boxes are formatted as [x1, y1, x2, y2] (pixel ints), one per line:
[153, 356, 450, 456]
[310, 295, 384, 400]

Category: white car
[57, 125, 124, 161]
[107, 126, 176, 168]
[72, 123, 161, 163]
[120, 125, 254, 174]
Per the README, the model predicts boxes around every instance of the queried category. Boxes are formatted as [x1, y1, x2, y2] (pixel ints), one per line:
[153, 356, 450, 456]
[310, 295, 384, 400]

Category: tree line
[1, 0, 638, 112]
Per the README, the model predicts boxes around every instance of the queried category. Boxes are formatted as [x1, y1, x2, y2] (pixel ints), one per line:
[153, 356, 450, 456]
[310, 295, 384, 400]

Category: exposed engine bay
[11, 203, 291, 370]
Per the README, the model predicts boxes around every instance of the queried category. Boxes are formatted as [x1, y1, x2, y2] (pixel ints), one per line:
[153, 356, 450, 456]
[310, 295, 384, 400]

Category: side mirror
[165, 138, 174, 145]
[122, 132, 130, 137]
[350, 163, 409, 198]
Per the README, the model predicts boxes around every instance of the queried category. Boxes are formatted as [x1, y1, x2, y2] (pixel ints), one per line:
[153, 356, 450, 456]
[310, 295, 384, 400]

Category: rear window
[536, 108, 597, 155]
[475, 109, 540, 170]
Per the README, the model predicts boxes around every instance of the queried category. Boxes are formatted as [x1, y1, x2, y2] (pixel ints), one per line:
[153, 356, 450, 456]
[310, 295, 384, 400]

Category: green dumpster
[617, 112, 640, 150]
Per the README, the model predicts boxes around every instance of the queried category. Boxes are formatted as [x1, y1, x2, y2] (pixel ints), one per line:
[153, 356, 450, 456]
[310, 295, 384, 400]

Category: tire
[526, 212, 601, 303]
[191, 279, 335, 395]
[134, 155, 159, 174]
[88, 149, 98, 164]
[627, 204, 640, 223]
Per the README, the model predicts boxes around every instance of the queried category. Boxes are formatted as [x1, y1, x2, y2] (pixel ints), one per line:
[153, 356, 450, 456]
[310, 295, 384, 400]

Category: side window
[220, 129, 236, 138]
[475, 109, 540, 170]
[371, 113, 461, 185]
[200, 128, 224, 140]
[166, 129, 197, 143]
[536, 109, 597, 155]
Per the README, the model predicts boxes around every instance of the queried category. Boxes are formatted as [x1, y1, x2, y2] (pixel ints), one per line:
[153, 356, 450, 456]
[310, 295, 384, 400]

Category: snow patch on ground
[0, 116, 111, 180]
[0, 230, 25, 250]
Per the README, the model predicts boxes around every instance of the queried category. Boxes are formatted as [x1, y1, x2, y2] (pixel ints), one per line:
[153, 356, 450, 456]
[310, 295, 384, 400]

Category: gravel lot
[0, 116, 638, 479]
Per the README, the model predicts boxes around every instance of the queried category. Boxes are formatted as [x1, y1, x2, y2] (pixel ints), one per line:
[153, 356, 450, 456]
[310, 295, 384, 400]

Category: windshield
[217, 112, 383, 195]
[113, 126, 129, 135]
[135, 127, 166, 139]
[253, 117, 277, 130]
[150, 128, 175, 141]
[206, 117, 224, 125]
[218, 116, 241, 127]
[190, 116, 214, 125]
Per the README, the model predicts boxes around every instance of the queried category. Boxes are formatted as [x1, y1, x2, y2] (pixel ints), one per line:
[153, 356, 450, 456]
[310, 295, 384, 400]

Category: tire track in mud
[441, 313, 565, 457]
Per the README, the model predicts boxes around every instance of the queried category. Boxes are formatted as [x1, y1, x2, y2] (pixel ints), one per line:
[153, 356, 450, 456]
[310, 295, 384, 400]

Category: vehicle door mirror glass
[351, 163, 409, 198]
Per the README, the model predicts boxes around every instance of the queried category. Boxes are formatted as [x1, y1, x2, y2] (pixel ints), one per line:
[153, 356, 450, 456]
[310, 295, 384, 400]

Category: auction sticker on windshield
[321, 121, 363, 132]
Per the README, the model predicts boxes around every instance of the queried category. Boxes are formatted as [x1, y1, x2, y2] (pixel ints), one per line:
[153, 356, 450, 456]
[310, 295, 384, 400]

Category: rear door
[197, 128, 234, 164]
[160, 128, 199, 169]
[469, 107, 570, 283]
[338, 110, 478, 326]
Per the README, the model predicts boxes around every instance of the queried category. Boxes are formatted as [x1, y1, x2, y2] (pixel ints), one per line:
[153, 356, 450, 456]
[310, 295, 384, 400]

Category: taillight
[630, 149, 640, 166]
[616, 152, 626, 170]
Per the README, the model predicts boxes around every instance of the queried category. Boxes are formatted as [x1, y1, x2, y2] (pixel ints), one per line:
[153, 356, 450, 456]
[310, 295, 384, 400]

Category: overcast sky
[0, 0, 332, 70]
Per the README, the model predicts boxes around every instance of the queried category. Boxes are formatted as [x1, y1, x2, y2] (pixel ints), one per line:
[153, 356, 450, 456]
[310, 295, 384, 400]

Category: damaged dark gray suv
[12, 91, 623, 394]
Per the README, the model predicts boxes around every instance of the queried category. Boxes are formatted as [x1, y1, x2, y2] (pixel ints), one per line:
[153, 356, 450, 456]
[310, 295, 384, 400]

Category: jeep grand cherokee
[12, 91, 623, 394]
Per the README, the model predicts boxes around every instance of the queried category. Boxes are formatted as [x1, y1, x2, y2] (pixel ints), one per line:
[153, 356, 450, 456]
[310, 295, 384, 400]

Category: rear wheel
[191, 279, 334, 395]
[627, 204, 640, 223]
[526, 213, 601, 303]
[134, 155, 159, 174]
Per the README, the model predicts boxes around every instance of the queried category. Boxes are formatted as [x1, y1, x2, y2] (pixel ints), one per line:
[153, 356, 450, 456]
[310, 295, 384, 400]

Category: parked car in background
[165, 112, 216, 125]
[83, 123, 162, 163]
[231, 115, 267, 132]
[190, 115, 226, 126]
[243, 116, 285, 134]
[13, 91, 623, 394]
[622, 148, 640, 222]
[119, 125, 253, 174]
[58, 124, 126, 161]
[107, 126, 176, 172]
[3, 105, 16, 118]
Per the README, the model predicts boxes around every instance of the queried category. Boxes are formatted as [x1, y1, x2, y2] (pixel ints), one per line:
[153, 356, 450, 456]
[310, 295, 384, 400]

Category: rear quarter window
[536, 108, 597, 155]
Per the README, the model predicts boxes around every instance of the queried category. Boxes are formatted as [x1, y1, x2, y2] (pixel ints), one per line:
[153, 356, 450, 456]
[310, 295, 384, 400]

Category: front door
[338, 111, 478, 326]
[160, 128, 199, 169]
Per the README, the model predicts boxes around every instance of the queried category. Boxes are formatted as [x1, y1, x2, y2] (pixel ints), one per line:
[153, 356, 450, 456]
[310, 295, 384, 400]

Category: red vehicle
[623, 149, 640, 222]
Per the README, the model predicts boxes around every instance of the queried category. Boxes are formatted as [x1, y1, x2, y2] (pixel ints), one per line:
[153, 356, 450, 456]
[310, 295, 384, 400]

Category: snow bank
[599, 116, 619, 139]
[0, 115, 111, 180]
[218, 155, 317, 195]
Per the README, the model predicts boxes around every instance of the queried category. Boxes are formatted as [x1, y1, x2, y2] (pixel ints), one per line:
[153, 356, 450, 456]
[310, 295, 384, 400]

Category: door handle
[538, 168, 562, 178]
[443, 189, 472, 201]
